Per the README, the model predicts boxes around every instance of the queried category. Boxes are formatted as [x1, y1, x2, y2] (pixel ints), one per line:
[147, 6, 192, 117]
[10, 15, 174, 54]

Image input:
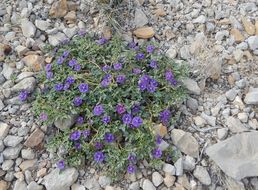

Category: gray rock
[129, 182, 140, 190]
[35, 20, 50, 31]
[134, 8, 148, 27]
[244, 88, 258, 105]
[186, 97, 198, 114]
[226, 116, 248, 133]
[152, 172, 163, 187]
[193, 166, 211, 185]
[157, 140, 169, 151]
[183, 156, 196, 171]
[3, 144, 22, 159]
[2, 63, 14, 80]
[201, 113, 216, 127]
[15, 72, 34, 83]
[237, 112, 248, 123]
[0, 123, 10, 140]
[235, 79, 246, 89]
[182, 78, 201, 95]
[0, 140, 4, 152]
[21, 149, 35, 159]
[163, 163, 176, 175]
[54, 115, 77, 131]
[21, 19, 36, 38]
[217, 128, 228, 140]
[15, 45, 29, 57]
[233, 49, 243, 62]
[142, 179, 156, 190]
[247, 36, 258, 50]
[44, 168, 78, 190]
[84, 177, 101, 190]
[98, 176, 111, 188]
[48, 32, 67, 46]
[206, 132, 258, 180]
[14, 180, 27, 190]
[3, 135, 23, 147]
[71, 184, 85, 190]
[174, 158, 184, 176]
[171, 129, 199, 158]
[215, 30, 229, 41]
[166, 47, 177, 59]
[63, 27, 79, 38]
[27, 181, 43, 190]
[11, 77, 36, 93]
[2, 160, 14, 171]
[0, 99, 4, 111]
[225, 89, 238, 101]
[193, 15, 206, 24]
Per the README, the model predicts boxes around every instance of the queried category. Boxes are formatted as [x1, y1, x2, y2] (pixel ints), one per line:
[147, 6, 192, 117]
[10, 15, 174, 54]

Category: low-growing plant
[33, 33, 188, 178]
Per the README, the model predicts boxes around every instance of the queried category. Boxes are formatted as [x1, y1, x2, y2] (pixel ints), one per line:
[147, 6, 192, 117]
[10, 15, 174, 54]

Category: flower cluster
[34, 35, 187, 177]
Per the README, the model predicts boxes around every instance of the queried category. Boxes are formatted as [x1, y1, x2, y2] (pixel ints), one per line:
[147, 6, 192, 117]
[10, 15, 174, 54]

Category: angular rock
[15, 72, 34, 83]
[242, 17, 255, 35]
[3, 144, 22, 159]
[193, 166, 211, 185]
[24, 129, 44, 148]
[206, 132, 258, 180]
[54, 115, 77, 131]
[226, 116, 248, 133]
[19, 159, 37, 171]
[21, 19, 36, 38]
[152, 172, 163, 187]
[2, 63, 14, 80]
[247, 36, 258, 50]
[2, 160, 14, 171]
[164, 175, 176, 188]
[0, 180, 8, 190]
[98, 176, 111, 188]
[11, 77, 36, 93]
[182, 78, 201, 95]
[64, 11, 76, 24]
[133, 27, 155, 39]
[217, 128, 228, 140]
[201, 113, 216, 127]
[0, 122, 10, 140]
[193, 15, 206, 24]
[71, 183, 85, 190]
[44, 168, 78, 190]
[174, 158, 184, 176]
[22, 55, 44, 72]
[230, 28, 245, 43]
[163, 163, 176, 175]
[142, 179, 155, 190]
[183, 155, 196, 171]
[13, 180, 27, 190]
[15, 45, 29, 57]
[35, 20, 50, 31]
[84, 177, 101, 190]
[48, 32, 67, 46]
[3, 135, 23, 147]
[27, 181, 43, 190]
[166, 47, 177, 59]
[0, 100, 4, 111]
[21, 149, 35, 160]
[134, 8, 148, 28]
[49, 0, 68, 18]
[244, 88, 258, 105]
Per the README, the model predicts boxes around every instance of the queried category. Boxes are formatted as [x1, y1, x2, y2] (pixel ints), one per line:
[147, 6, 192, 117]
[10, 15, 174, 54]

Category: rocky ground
[0, 0, 258, 189]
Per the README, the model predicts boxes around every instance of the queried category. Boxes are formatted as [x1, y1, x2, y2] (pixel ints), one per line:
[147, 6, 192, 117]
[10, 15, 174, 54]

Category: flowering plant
[33, 34, 188, 177]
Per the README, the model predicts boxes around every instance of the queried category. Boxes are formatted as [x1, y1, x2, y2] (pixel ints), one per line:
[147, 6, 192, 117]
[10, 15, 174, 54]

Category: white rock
[183, 156, 196, 171]
[3, 144, 22, 159]
[21, 148, 35, 159]
[35, 20, 50, 31]
[247, 36, 258, 50]
[98, 176, 111, 188]
[15, 72, 34, 83]
[142, 179, 156, 190]
[163, 163, 176, 175]
[174, 158, 184, 176]
[134, 8, 148, 27]
[0, 99, 4, 111]
[194, 116, 206, 127]
[244, 88, 258, 105]
[71, 183, 85, 190]
[217, 128, 228, 140]
[166, 47, 177, 59]
[226, 116, 248, 133]
[2, 160, 14, 170]
[163, 175, 176, 187]
[182, 78, 201, 95]
[193, 166, 211, 185]
[237, 112, 248, 123]
[21, 19, 36, 38]
[27, 181, 43, 190]
[2, 63, 14, 80]
[3, 135, 23, 147]
[14, 180, 27, 190]
[11, 77, 36, 93]
[84, 178, 101, 190]
[152, 172, 163, 187]
[48, 32, 67, 46]
[201, 113, 216, 127]
[193, 15, 206, 24]
[225, 88, 238, 101]
[0, 122, 10, 140]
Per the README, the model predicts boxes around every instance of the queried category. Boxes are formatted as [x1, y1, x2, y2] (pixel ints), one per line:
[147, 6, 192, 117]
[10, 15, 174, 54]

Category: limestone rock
[152, 172, 163, 187]
[206, 132, 258, 180]
[193, 166, 211, 185]
[226, 116, 248, 133]
[133, 27, 155, 39]
[49, 0, 68, 18]
[182, 78, 201, 95]
[244, 88, 258, 105]
[21, 19, 36, 38]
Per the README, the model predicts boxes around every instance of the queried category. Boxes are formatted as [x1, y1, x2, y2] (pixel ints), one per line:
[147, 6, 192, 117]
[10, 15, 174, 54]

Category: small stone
[171, 129, 199, 158]
[15, 45, 29, 57]
[0, 100, 4, 111]
[217, 128, 228, 140]
[182, 78, 201, 95]
[3, 135, 23, 147]
[225, 88, 238, 101]
[186, 97, 198, 114]
[226, 116, 248, 133]
[64, 11, 76, 23]
[27, 181, 43, 190]
[163, 163, 176, 175]
[249, 119, 258, 130]
[48, 32, 67, 46]
[256, 21, 258, 36]
[0, 122, 10, 140]
[183, 156, 196, 171]
[193, 166, 211, 185]
[237, 112, 248, 123]
[230, 29, 245, 43]
[154, 8, 166, 17]
[13, 180, 27, 190]
[37, 168, 47, 178]
[19, 159, 37, 171]
[21, 148, 35, 159]
[71, 183, 85, 190]
[22, 55, 44, 72]
[177, 174, 190, 190]
[49, 0, 68, 18]
[35, 20, 50, 31]
[152, 172, 163, 187]
[54, 115, 77, 131]
[84, 177, 100, 190]
[21, 19, 36, 38]
[233, 49, 243, 62]
[158, 139, 169, 151]
[153, 124, 167, 137]
[11, 77, 36, 93]
[2, 144, 22, 159]
[133, 27, 155, 39]
[215, 30, 229, 41]
[166, 47, 177, 59]
[164, 175, 176, 187]
[2, 160, 14, 171]
[44, 168, 78, 190]
[201, 113, 216, 127]
[242, 17, 255, 35]
[15, 72, 34, 83]
[2, 63, 14, 80]
[193, 15, 206, 24]
[98, 176, 111, 188]
[24, 129, 44, 148]
[142, 179, 155, 190]
[174, 158, 184, 176]
[0, 180, 8, 190]
[244, 88, 258, 105]
[134, 8, 148, 27]
[129, 182, 139, 190]
[247, 36, 258, 50]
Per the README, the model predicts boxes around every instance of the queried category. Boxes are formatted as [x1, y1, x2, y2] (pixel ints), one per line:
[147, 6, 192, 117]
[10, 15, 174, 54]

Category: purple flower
[122, 113, 132, 125]
[132, 68, 141, 75]
[102, 65, 111, 72]
[149, 60, 158, 69]
[66, 76, 75, 85]
[62, 50, 70, 58]
[73, 97, 83, 106]
[131, 104, 140, 114]
[70, 131, 81, 141]
[78, 30, 86, 37]
[165, 70, 174, 81]
[57, 56, 65, 65]
[160, 109, 171, 125]
[74, 64, 81, 71]
[101, 74, 112, 87]
[128, 154, 137, 162]
[93, 104, 104, 116]
[83, 130, 91, 138]
[95, 142, 104, 150]
[46, 71, 53, 79]
[127, 165, 136, 174]
[116, 104, 126, 115]
[40, 113, 48, 121]
[45, 64, 52, 71]
[135, 53, 145, 60]
[76, 116, 84, 125]
[116, 75, 126, 84]
[146, 45, 155, 53]
[75, 143, 81, 150]
[19, 90, 29, 101]
[102, 115, 111, 124]
[97, 38, 108, 45]
[56, 160, 65, 170]
[104, 133, 115, 143]
[113, 63, 122, 71]
[138, 75, 158, 92]
[54, 83, 63, 91]
[94, 151, 105, 163]
[156, 135, 162, 144]
[131, 116, 143, 128]
[68, 59, 77, 67]
[152, 148, 162, 159]
[78, 83, 89, 93]
[63, 83, 70, 91]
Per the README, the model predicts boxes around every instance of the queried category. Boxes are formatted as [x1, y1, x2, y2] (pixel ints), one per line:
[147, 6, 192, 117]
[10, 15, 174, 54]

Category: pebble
[163, 175, 176, 187]
[193, 166, 211, 185]
[35, 20, 50, 31]
[98, 176, 111, 188]
[3, 135, 23, 147]
[244, 88, 258, 105]
[163, 163, 176, 175]
[225, 88, 238, 101]
[193, 15, 206, 24]
[152, 172, 163, 187]
[217, 128, 228, 140]
[0, 123, 10, 140]
[183, 156, 196, 171]
[21, 148, 35, 159]
[21, 19, 36, 38]
[134, 8, 148, 27]
[182, 78, 201, 95]
[27, 181, 43, 190]
[2, 160, 14, 171]
[174, 158, 184, 176]
[142, 179, 156, 190]
[133, 27, 155, 39]
[247, 36, 258, 50]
